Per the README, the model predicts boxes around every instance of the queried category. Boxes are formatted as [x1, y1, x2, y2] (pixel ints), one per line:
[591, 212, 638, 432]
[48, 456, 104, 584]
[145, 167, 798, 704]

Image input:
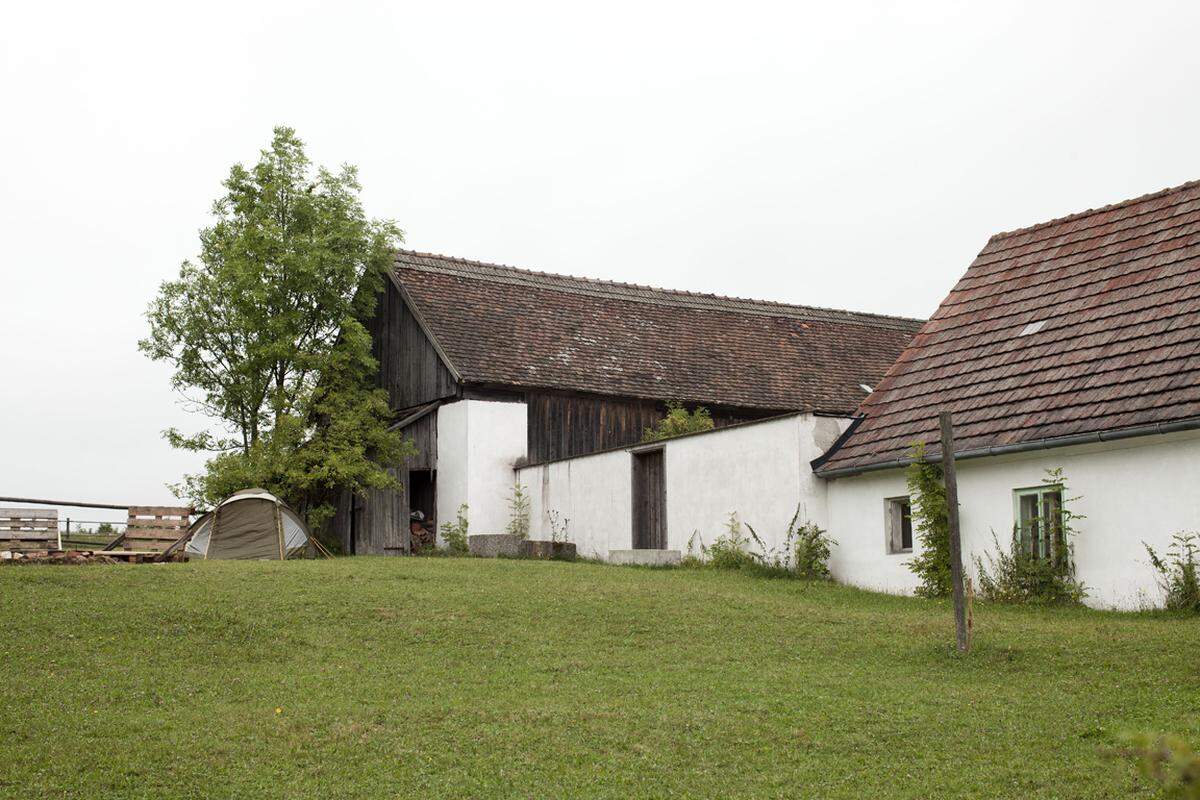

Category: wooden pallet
[0, 508, 59, 552]
[123, 506, 192, 553]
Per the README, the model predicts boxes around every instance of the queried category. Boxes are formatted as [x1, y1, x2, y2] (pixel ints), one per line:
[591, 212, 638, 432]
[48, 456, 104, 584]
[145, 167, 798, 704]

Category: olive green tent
[183, 489, 312, 560]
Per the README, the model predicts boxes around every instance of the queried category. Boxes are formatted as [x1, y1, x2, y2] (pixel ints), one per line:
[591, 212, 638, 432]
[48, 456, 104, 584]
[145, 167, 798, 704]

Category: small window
[885, 497, 913, 554]
[1014, 485, 1063, 560]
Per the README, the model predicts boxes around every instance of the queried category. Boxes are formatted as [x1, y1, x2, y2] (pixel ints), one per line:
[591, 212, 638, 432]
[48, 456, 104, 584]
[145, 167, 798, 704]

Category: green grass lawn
[1, 558, 1196, 799]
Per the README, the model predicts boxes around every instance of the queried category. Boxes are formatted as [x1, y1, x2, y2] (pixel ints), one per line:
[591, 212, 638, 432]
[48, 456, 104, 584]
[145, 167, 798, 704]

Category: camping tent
[184, 489, 312, 560]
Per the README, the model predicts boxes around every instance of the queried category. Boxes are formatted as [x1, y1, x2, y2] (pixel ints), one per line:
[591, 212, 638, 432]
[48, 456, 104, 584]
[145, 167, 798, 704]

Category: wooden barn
[330, 249, 922, 554]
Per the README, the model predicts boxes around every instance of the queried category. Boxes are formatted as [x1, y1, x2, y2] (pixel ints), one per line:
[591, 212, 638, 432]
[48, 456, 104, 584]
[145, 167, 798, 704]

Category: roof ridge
[393, 248, 924, 328]
[988, 178, 1200, 242]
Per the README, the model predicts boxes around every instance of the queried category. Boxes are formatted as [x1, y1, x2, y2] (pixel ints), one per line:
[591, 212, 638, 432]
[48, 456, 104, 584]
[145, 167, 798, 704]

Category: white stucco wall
[521, 448, 632, 559]
[516, 413, 849, 560]
[436, 399, 528, 539]
[825, 430, 1200, 610]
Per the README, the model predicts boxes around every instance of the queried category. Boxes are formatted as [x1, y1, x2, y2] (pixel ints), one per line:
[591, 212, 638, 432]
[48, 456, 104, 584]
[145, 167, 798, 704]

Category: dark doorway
[408, 469, 437, 550]
[631, 449, 666, 549]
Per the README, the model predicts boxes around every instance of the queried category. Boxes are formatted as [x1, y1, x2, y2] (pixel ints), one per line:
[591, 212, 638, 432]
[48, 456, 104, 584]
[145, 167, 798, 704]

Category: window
[1013, 485, 1063, 560]
[885, 497, 913, 554]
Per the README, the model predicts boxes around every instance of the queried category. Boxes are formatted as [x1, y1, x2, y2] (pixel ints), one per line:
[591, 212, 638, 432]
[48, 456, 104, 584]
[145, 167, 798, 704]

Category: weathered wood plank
[0, 508, 58, 520]
[127, 506, 193, 518]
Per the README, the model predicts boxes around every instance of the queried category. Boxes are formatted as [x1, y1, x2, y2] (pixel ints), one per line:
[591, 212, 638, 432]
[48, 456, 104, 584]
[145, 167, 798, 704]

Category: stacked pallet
[122, 506, 192, 553]
[0, 508, 59, 552]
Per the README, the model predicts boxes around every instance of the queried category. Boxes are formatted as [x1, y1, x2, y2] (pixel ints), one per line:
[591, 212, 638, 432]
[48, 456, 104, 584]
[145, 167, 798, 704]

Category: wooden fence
[0, 508, 59, 552]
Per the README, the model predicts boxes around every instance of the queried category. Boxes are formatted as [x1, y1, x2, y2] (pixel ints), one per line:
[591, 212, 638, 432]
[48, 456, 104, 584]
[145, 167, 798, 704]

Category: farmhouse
[334, 179, 1199, 611]
[329, 250, 922, 553]
[817, 178, 1200, 609]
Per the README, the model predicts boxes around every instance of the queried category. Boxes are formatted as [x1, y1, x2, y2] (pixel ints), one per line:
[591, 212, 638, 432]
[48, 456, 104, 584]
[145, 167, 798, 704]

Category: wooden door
[632, 449, 666, 549]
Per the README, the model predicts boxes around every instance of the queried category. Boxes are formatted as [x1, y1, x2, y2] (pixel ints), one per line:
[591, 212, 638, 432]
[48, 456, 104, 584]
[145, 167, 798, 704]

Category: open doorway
[408, 469, 437, 551]
[631, 449, 666, 549]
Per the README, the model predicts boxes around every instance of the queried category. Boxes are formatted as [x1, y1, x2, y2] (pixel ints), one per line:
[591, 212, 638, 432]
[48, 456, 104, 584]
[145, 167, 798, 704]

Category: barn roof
[816, 178, 1200, 475]
[392, 250, 922, 413]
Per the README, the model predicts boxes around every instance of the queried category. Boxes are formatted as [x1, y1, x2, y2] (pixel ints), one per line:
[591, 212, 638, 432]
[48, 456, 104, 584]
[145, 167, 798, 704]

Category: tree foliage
[140, 127, 413, 526]
[642, 400, 714, 442]
[905, 442, 952, 598]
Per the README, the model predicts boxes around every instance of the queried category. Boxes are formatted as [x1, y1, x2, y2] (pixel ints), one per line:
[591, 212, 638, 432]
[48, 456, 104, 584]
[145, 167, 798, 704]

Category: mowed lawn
[1, 558, 1196, 799]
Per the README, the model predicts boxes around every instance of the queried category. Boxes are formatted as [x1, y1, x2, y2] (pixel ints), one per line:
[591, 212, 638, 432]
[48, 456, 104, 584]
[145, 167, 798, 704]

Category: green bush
[1113, 733, 1200, 799]
[793, 522, 835, 580]
[975, 468, 1086, 605]
[905, 443, 952, 598]
[705, 513, 760, 571]
[505, 484, 530, 539]
[690, 508, 835, 579]
[642, 400, 714, 442]
[1145, 533, 1200, 612]
[975, 527, 1087, 605]
[440, 504, 469, 554]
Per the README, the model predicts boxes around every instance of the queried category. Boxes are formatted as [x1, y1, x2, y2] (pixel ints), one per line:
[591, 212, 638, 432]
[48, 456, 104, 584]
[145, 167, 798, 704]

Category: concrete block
[608, 549, 682, 567]
[468, 534, 524, 558]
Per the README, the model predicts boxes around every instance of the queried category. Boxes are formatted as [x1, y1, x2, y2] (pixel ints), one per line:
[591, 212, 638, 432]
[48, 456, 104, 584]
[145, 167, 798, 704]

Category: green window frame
[1012, 484, 1064, 561]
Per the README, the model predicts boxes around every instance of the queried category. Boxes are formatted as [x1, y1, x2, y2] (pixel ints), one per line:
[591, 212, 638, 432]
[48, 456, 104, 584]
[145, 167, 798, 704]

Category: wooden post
[939, 411, 969, 653]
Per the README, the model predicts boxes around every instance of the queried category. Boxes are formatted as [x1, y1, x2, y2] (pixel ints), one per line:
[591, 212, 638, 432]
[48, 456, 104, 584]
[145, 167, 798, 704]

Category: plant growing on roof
[641, 400, 714, 442]
[505, 483, 531, 539]
[905, 442, 953, 598]
[139, 127, 413, 529]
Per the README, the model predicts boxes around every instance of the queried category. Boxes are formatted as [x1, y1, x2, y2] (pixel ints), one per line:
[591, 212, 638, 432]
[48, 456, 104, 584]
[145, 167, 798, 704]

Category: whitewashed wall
[523, 448, 632, 558]
[516, 413, 849, 559]
[436, 399, 528, 539]
[825, 430, 1200, 610]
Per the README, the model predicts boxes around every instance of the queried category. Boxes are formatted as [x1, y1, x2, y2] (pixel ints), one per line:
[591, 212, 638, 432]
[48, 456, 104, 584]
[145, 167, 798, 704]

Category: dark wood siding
[632, 449, 666, 549]
[527, 392, 662, 463]
[369, 281, 458, 411]
[525, 390, 782, 464]
[330, 409, 438, 555]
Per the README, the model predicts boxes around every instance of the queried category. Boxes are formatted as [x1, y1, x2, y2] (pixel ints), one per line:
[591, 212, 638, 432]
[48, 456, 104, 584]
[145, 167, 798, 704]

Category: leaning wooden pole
[939, 411, 970, 653]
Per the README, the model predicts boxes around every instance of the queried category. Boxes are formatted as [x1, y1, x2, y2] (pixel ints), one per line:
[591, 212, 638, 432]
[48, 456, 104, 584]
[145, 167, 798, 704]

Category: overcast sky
[3, 1, 1199, 518]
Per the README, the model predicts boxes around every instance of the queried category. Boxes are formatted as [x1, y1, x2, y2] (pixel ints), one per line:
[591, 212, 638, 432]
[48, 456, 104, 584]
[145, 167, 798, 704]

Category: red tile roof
[393, 250, 922, 413]
[817, 179, 1200, 475]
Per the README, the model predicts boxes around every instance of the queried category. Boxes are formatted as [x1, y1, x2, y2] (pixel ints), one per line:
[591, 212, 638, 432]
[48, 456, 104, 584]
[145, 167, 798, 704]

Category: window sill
[887, 548, 913, 555]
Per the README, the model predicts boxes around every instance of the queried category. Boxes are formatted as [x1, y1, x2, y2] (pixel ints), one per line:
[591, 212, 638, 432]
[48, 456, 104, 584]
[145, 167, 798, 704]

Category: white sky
[2, 0, 1199, 519]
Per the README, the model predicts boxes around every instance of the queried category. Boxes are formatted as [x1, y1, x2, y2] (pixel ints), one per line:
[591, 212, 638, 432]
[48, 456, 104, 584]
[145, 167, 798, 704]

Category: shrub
[440, 504, 469, 554]
[905, 442, 952, 598]
[693, 507, 836, 579]
[1145, 533, 1200, 612]
[642, 400, 714, 442]
[548, 510, 570, 544]
[505, 483, 530, 539]
[705, 513, 759, 570]
[793, 522, 835, 580]
[1113, 732, 1200, 799]
[975, 468, 1086, 605]
[975, 527, 1087, 605]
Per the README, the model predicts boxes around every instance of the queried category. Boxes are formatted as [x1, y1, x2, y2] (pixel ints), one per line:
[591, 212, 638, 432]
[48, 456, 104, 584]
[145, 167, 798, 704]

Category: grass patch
[1, 558, 1197, 798]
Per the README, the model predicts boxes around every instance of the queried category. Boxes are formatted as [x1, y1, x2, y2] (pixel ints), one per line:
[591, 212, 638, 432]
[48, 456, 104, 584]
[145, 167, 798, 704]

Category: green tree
[140, 127, 413, 527]
[642, 400, 714, 442]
